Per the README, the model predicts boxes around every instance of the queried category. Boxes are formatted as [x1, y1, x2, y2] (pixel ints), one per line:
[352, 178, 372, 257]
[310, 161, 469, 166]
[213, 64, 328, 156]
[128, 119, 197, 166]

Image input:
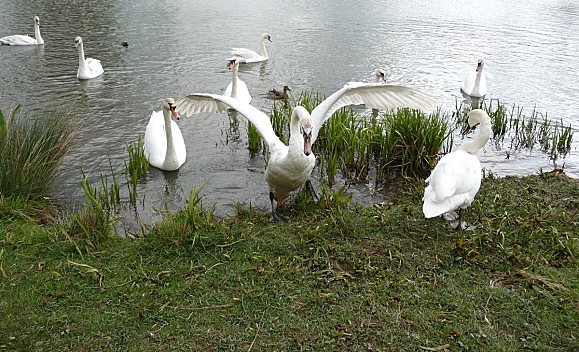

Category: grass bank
[1, 172, 577, 351]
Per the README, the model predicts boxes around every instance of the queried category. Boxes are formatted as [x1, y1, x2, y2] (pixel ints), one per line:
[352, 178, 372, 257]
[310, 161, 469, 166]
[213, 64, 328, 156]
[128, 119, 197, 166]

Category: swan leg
[269, 191, 289, 223]
[305, 179, 319, 202]
[456, 208, 464, 230]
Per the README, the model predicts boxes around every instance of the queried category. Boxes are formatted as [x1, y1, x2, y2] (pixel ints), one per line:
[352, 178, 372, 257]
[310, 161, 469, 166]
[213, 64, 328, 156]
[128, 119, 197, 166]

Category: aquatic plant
[0, 106, 78, 199]
[246, 121, 263, 154]
[124, 135, 149, 204]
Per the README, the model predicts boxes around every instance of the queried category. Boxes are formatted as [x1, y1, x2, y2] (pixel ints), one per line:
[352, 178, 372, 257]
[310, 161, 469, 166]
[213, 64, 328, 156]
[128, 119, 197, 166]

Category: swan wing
[422, 151, 481, 218]
[0, 35, 36, 45]
[177, 93, 283, 150]
[231, 47, 261, 60]
[310, 82, 439, 144]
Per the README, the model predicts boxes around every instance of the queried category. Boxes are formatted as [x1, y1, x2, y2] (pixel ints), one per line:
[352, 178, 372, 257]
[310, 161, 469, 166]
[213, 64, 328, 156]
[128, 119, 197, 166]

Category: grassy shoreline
[1, 172, 577, 351]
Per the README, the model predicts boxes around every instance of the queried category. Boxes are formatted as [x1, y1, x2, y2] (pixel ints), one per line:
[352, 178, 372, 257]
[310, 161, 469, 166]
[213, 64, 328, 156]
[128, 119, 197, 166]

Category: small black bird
[121, 41, 129, 48]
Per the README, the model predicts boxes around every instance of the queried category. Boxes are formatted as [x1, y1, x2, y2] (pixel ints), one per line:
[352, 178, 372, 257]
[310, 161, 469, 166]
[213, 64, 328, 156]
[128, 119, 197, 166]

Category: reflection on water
[1, 0, 578, 222]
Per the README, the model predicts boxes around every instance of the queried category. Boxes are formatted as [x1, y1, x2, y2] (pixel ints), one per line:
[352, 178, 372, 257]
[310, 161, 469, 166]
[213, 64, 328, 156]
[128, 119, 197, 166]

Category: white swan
[231, 33, 271, 63]
[223, 58, 252, 104]
[422, 109, 492, 229]
[0, 16, 44, 45]
[375, 69, 386, 82]
[177, 82, 438, 221]
[461, 58, 487, 98]
[144, 98, 186, 171]
[74, 36, 104, 80]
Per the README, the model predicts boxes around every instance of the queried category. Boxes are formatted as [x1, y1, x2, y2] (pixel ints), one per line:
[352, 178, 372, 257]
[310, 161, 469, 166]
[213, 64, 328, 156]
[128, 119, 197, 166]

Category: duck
[461, 58, 487, 98]
[422, 109, 492, 229]
[223, 58, 252, 104]
[231, 33, 271, 63]
[268, 85, 291, 100]
[74, 36, 104, 80]
[144, 98, 186, 171]
[121, 41, 129, 48]
[0, 16, 44, 45]
[177, 82, 438, 222]
[375, 69, 386, 82]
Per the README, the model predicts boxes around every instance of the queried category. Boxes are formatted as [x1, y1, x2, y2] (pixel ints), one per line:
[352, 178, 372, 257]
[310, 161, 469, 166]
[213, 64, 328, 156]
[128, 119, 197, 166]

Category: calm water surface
[1, 0, 578, 225]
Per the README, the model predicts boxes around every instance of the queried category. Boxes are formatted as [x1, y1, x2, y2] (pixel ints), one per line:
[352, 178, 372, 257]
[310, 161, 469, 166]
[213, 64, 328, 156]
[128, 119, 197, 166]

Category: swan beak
[303, 134, 312, 156]
[476, 62, 482, 72]
[170, 106, 181, 121]
[267, 36, 272, 42]
[228, 60, 235, 69]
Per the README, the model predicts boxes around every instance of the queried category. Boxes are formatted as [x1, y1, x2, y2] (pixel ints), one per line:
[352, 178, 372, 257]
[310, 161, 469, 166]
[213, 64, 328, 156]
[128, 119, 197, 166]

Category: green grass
[0, 106, 78, 199]
[1, 172, 577, 351]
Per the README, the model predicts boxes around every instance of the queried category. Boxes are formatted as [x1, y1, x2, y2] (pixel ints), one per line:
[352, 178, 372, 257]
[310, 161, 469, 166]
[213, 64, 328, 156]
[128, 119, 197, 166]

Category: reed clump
[0, 106, 78, 199]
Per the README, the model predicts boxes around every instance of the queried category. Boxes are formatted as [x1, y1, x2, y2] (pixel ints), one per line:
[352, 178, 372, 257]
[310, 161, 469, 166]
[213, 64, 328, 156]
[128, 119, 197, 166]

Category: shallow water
[1, 0, 578, 224]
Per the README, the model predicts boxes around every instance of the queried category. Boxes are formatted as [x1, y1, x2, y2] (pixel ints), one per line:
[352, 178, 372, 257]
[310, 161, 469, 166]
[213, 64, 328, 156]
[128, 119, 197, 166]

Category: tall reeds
[0, 106, 78, 199]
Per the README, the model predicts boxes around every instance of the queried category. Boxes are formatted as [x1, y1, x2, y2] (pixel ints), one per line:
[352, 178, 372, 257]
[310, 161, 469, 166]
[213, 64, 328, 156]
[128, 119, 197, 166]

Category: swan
[231, 33, 271, 63]
[0, 16, 44, 45]
[177, 82, 438, 222]
[375, 69, 386, 82]
[74, 36, 104, 80]
[268, 85, 291, 100]
[461, 58, 487, 98]
[223, 58, 252, 104]
[144, 98, 186, 171]
[422, 109, 492, 229]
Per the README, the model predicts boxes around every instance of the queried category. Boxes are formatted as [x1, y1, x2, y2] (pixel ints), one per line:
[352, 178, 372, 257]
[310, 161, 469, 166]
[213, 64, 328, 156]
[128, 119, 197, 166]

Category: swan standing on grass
[144, 98, 186, 171]
[177, 82, 438, 222]
[74, 36, 104, 80]
[461, 58, 487, 98]
[0, 16, 44, 45]
[422, 109, 492, 230]
[223, 58, 252, 104]
[231, 33, 271, 63]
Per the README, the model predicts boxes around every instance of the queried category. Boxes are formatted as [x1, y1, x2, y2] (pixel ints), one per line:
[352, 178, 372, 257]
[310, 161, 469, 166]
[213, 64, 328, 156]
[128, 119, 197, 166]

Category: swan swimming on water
[177, 82, 438, 222]
[0, 16, 44, 45]
[231, 33, 271, 63]
[74, 36, 104, 80]
[144, 98, 186, 171]
[223, 58, 252, 104]
[375, 69, 386, 82]
[461, 58, 487, 98]
[422, 109, 492, 229]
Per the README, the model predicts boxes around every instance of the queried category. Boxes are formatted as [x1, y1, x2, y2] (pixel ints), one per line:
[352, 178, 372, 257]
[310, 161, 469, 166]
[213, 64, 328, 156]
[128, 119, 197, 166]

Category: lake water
[1, 0, 578, 225]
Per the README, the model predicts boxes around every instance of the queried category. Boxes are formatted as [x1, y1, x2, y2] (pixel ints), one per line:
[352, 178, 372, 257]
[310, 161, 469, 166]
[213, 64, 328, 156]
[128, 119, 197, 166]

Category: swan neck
[163, 108, 176, 159]
[77, 44, 86, 67]
[231, 63, 239, 98]
[259, 39, 268, 58]
[460, 120, 491, 154]
[34, 24, 44, 44]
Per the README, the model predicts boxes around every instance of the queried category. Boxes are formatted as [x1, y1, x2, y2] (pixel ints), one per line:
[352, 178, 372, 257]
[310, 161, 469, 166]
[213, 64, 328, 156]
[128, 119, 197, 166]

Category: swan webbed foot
[270, 212, 289, 223]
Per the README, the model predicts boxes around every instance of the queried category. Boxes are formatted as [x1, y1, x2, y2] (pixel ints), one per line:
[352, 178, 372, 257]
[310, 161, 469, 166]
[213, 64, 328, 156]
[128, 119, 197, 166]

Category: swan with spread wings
[177, 82, 438, 221]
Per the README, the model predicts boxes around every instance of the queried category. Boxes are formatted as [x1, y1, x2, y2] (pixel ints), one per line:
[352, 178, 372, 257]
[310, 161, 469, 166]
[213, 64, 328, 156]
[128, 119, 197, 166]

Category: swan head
[261, 33, 272, 42]
[375, 69, 386, 82]
[301, 117, 313, 156]
[163, 98, 181, 121]
[227, 58, 239, 69]
[74, 36, 83, 48]
[476, 58, 485, 72]
[34, 16, 40, 26]
[462, 109, 490, 134]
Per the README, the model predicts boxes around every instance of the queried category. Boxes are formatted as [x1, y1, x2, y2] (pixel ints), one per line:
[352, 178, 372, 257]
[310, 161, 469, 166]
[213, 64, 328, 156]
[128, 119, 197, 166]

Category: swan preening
[422, 109, 492, 229]
[268, 85, 291, 100]
[144, 98, 186, 171]
[0, 16, 44, 45]
[177, 82, 438, 221]
[231, 33, 271, 63]
[74, 36, 104, 80]
[223, 58, 252, 104]
[375, 69, 386, 82]
[461, 58, 487, 98]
